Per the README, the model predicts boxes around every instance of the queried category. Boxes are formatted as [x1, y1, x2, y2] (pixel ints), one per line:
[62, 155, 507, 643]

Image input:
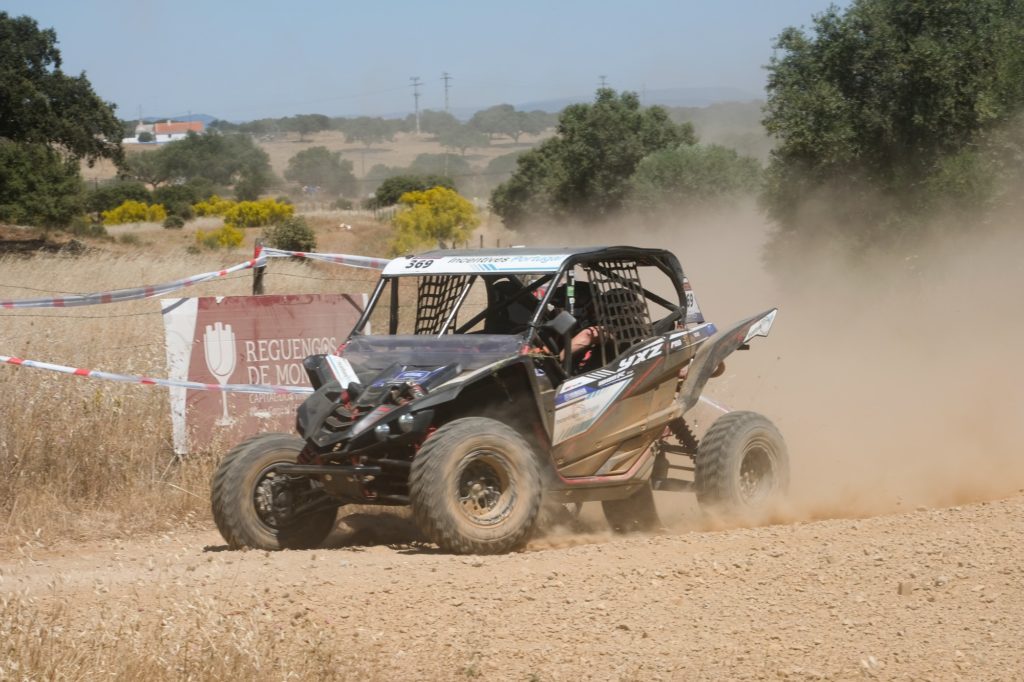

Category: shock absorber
[668, 418, 700, 454]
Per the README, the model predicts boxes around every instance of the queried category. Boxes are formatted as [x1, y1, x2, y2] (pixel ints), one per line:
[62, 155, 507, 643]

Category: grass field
[0, 215, 396, 548]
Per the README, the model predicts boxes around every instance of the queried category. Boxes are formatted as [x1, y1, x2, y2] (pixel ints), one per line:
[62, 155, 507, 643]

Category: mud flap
[676, 309, 777, 415]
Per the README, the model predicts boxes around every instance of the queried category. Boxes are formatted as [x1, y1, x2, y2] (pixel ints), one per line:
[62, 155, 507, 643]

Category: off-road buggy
[211, 246, 788, 554]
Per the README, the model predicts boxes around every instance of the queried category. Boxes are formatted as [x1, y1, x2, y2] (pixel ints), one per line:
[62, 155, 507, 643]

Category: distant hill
[138, 113, 218, 125]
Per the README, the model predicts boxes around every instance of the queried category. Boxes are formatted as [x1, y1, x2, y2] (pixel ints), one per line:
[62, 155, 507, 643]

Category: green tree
[284, 146, 357, 196]
[127, 131, 274, 199]
[0, 13, 124, 167]
[126, 150, 171, 187]
[371, 174, 455, 207]
[470, 105, 549, 143]
[628, 145, 762, 209]
[153, 178, 214, 218]
[0, 12, 124, 226]
[438, 123, 490, 155]
[0, 142, 83, 226]
[762, 0, 1024, 250]
[491, 89, 695, 227]
[137, 131, 155, 143]
[408, 153, 471, 176]
[287, 113, 330, 141]
[390, 187, 480, 254]
[419, 110, 459, 136]
[469, 104, 518, 139]
[343, 116, 395, 148]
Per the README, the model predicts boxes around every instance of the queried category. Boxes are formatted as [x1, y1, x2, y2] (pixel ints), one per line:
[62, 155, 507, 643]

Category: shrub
[222, 198, 294, 227]
[369, 174, 455, 208]
[154, 182, 210, 219]
[85, 181, 152, 215]
[163, 215, 185, 229]
[195, 225, 244, 249]
[333, 197, 353, 210]
[101, 200, 167, 225]
[67, 215, 109, 238]
[264, 216, 317, 252]
[192, 194, 235, 217]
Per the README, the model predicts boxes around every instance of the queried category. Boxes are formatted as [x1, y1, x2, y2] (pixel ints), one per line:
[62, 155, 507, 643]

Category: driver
[540, 282, 609, 370]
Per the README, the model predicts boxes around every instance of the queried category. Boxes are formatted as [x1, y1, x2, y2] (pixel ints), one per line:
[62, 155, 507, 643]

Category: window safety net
[585, 261, 653, 355]
[414, 275, 470, 335]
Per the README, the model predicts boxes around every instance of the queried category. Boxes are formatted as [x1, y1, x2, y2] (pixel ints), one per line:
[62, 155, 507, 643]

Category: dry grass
[0, 595, 387, 680]
[0, 219, 388, 550]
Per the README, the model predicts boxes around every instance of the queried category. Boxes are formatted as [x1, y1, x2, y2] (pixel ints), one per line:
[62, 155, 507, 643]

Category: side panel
[549, 324, 714, 481]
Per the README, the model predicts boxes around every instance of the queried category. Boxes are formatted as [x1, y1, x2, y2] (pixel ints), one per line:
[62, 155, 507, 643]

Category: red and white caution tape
[0, 354, 313, 395]
[0, 248, 390, 310]
[262, 247, 390, 270]
[0, 255, 267, 310]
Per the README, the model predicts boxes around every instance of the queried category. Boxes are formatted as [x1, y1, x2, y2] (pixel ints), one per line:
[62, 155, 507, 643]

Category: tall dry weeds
[0, 239, 382, 549]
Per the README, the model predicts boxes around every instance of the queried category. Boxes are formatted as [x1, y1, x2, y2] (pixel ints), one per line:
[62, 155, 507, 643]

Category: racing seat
[483, 278, 538, 334]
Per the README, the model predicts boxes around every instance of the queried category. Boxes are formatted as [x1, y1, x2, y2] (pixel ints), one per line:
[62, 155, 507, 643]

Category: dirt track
[3, 494, 1022, 680]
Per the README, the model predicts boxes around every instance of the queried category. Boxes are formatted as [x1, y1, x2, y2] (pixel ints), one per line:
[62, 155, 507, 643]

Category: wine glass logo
[203, 322, 237, 426]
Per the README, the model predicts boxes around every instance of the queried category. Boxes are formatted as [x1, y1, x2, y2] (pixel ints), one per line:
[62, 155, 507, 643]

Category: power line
[410, 76, 422, 135]
[441, 72, 453, 113]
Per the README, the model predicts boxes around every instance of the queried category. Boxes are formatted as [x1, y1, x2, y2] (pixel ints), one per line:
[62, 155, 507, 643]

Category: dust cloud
[520, 201, 1024, 522]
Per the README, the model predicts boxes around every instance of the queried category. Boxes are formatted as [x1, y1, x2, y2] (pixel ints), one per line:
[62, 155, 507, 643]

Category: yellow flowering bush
[223, 198, 294, 227]
[192, 195, 236, 217]
[195, 224, 244, 249]
[389, 187, 479, 255]
[101, 200, 167, 225]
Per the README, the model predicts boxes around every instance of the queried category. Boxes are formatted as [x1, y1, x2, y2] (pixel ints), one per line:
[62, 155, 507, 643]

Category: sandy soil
[3, 495, 1021, 680]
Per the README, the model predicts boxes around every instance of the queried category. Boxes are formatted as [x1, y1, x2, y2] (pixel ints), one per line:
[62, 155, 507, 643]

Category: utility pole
[410, 76, 422, 135]
[598, 75, 609, 89]
[441, 72, 452, 113]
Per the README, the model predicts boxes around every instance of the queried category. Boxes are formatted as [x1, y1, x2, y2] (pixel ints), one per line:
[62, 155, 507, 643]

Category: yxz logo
[617, 342, 663, 370]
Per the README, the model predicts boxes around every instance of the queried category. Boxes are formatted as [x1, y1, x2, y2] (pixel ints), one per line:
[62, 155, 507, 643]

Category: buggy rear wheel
[695, 411, 789, 517]
[211, 433, 338, 550]
[409, 417, 542, 554]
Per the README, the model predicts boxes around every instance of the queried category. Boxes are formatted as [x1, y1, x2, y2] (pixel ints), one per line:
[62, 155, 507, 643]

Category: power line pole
[410, 76, 422, 135]
[598, 75, 609, 89]
[441, 72, 452, 113]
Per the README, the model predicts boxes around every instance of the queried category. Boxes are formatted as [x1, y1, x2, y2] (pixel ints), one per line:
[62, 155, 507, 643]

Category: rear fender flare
[677, 308, 777, 414]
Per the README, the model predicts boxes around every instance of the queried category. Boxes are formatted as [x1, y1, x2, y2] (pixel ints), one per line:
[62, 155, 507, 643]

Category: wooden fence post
[252, 238, 266, 295]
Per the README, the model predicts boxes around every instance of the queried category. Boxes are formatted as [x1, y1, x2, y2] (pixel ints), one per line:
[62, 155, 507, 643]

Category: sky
[8, 0, 850, 122]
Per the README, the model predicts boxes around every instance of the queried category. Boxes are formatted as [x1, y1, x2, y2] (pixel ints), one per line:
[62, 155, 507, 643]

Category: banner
[162, 294, 367, 454]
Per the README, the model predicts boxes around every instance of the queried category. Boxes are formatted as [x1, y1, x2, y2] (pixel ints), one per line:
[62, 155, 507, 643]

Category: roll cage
[348, 247, 694, 373]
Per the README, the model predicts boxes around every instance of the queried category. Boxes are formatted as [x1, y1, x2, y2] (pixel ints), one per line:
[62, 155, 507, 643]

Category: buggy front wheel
[211, 433, 338, 550]
[409, 417, 542, 554]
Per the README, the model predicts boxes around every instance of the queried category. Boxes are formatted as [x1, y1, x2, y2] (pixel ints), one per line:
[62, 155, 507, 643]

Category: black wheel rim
[252, 460, 309, 531]
[456, 450, 515, 527]
[738, 438, 776, 504]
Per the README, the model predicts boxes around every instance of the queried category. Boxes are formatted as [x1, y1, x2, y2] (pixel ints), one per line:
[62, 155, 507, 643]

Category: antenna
[410, 76, 422, 135]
